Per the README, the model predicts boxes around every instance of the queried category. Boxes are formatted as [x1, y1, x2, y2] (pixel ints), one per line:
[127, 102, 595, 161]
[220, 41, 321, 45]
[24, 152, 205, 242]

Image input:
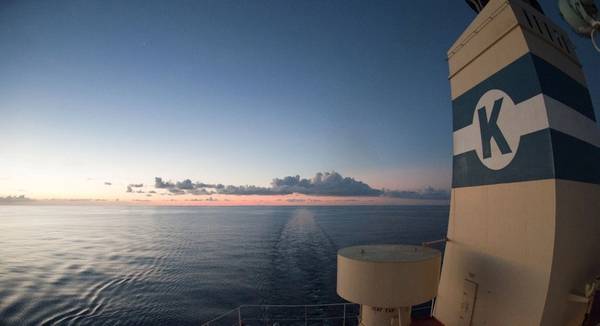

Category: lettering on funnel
[473, 89, 520, 170]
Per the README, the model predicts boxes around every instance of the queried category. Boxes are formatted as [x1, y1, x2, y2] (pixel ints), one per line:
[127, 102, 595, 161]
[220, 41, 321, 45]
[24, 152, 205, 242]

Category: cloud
[164, 172, 379, 196]
[218, 185, 275, 195]
[104, 182, 112, 186]
[126, 183, 145, 193]
[154, 177, 215, 196]
[127, 172, 448, 200]
[147, 171, 447, 199]
[176, 179, 195, 190]
[0, 195, 33, 204]
[382, 186, 449, 200]
[186, 197, 219, 202]
[197, 182, 221, 189]
[155, 177, 175, 189]
[188, 188, 213, 195]
[168, 188, 185, 195]
[270, 172, 382, 196]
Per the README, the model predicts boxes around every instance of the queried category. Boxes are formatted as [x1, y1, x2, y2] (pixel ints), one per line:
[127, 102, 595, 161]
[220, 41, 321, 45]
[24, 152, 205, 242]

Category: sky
[1, 0, 599, 205]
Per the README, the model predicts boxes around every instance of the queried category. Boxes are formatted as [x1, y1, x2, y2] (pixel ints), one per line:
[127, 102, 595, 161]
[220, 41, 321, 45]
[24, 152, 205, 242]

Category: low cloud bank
[126, 183, 144, 193]
[150, 172, 449, 200]
[270, 172, 381, 196]
[0, 195, 34, 204]
[382, 186, 449, 200]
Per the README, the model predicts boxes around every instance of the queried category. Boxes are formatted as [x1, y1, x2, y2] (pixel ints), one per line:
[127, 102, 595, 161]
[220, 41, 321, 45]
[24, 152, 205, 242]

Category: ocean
[0, 205, 449, 325]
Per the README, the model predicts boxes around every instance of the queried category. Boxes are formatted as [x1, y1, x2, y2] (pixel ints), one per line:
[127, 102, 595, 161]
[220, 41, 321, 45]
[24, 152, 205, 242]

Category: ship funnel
[435, 0, 600, 324]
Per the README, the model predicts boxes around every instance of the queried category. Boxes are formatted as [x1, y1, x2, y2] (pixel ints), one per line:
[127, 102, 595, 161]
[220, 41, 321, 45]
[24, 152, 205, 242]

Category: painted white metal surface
[337, 245, 441, 308]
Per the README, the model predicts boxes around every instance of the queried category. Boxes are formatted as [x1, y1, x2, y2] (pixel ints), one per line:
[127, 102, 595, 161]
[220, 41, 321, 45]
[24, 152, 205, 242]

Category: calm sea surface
[0, 205, 448, 325]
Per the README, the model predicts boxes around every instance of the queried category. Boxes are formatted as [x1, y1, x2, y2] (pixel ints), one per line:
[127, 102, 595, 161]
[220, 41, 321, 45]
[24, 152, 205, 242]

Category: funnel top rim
[338, 244, 441, 263]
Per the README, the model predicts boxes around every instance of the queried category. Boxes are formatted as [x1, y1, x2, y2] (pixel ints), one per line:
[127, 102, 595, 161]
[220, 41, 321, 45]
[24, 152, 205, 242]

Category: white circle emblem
[472, 89, 520, 170]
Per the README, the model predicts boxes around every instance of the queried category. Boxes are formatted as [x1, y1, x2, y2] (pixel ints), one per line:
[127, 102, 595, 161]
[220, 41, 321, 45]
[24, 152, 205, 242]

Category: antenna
[559, 0, 600, 52]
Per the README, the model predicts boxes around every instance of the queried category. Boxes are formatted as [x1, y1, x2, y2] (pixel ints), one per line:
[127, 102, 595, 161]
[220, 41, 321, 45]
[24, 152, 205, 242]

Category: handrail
[201, 303, 360, 326]
[239, 302, 354, 308]
[201, 302, 433, 326]
[202, 307, 241, 326]
[421, 238, 448, 247]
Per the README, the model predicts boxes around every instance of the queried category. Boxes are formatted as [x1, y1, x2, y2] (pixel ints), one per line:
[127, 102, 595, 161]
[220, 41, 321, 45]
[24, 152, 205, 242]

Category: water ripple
[0, 205, 448, 325]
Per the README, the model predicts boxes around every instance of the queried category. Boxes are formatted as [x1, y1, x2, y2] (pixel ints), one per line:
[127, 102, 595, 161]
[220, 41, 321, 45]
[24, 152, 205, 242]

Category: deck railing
[201, 303, 435, 326]
[201, 303, 361, 326]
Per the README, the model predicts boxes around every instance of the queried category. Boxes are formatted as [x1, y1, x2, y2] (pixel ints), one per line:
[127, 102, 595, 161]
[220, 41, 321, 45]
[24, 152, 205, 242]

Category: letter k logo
[472, 89, 520, 170]
[477, 97, 512, 159]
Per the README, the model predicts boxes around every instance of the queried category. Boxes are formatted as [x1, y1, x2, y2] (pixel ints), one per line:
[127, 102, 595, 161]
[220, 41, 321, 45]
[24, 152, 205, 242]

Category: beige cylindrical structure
[337, 245, 441, 326]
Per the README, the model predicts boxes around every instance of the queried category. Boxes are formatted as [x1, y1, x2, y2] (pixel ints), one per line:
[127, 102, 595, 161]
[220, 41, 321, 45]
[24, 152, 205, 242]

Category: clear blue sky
[1, 0, 598, 200]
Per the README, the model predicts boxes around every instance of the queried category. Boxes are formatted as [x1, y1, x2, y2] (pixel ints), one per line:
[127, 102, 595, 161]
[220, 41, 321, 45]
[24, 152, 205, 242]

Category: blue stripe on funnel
[452, 129, 600, 187]
[452, 53, 595, 132]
